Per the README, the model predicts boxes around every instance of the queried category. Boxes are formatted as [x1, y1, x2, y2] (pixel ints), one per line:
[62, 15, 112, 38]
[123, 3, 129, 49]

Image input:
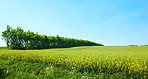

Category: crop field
[0, 46, 148, 79]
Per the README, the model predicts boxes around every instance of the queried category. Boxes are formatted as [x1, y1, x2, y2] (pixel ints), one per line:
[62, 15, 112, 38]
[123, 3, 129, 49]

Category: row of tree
[1, 25, 103, 49]
[129, 45, 148, 46]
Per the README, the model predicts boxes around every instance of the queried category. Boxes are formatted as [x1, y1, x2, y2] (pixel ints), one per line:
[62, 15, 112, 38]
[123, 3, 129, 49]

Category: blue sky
[0, 0, 148, 46]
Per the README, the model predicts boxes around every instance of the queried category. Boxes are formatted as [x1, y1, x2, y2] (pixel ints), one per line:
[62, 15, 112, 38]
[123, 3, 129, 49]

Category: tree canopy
[1, 25, 104, 49]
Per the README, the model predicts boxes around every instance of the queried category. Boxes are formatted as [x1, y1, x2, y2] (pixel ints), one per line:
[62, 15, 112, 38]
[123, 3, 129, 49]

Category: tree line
[1, 25, 104, 49]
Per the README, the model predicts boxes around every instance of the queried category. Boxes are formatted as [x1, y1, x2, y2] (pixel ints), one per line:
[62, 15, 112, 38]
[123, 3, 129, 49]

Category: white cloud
[81, 38, 86, 40]
[41, 33, 45, 35]
[59, 29, 64, 31]
[98, 40, 104, 43]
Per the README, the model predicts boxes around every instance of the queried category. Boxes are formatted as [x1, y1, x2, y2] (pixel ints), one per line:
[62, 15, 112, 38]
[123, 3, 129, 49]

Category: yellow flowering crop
[0, 46, 148, 78]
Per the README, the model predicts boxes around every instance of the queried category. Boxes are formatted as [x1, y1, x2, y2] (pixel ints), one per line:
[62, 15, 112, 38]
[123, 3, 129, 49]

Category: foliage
[0, 46, 148, 78]
[141, 45, 148, 46]
[128, 45, 138, 46]
[1, 25, 103, 49]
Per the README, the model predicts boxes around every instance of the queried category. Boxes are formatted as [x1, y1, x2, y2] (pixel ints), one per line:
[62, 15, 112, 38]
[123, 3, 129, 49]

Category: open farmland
[0, 46, 148, 79]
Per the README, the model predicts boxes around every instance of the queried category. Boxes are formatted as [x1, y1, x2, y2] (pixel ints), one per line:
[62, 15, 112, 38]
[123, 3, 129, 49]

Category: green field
[0, 47, 7, 50]
[0, 46, 148, 79]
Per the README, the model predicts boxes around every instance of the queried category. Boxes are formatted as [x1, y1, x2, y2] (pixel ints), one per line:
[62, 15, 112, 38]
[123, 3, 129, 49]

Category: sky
[0, 0, 148, 46]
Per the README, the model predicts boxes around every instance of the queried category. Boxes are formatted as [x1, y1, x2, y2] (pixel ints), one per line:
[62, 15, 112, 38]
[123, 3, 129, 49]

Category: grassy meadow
[0, 46, 148, 79]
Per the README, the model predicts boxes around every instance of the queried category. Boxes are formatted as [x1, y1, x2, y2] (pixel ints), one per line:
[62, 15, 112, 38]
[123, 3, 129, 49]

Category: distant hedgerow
[1, 25, 103, 49]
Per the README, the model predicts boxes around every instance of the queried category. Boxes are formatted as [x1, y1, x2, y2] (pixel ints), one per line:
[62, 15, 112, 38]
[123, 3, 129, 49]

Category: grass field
[0, 46, 148, 79]
[0, 47, 7, 50]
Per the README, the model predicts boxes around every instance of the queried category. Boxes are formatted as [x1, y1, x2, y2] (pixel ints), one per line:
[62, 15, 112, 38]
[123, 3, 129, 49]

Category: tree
[1, 25, 12, 48]
[1, 25, 104, 49]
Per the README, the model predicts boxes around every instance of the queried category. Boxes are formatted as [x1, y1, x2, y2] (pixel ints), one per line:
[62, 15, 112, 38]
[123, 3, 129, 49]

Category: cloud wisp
[98, 40, 104, 43]
[59, 29, 64, 31]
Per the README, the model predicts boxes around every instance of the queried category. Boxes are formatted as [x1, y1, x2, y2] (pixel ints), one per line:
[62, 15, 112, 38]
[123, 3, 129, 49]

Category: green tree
[1, 25, 103, 49]
[1, 25, 12, 48]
